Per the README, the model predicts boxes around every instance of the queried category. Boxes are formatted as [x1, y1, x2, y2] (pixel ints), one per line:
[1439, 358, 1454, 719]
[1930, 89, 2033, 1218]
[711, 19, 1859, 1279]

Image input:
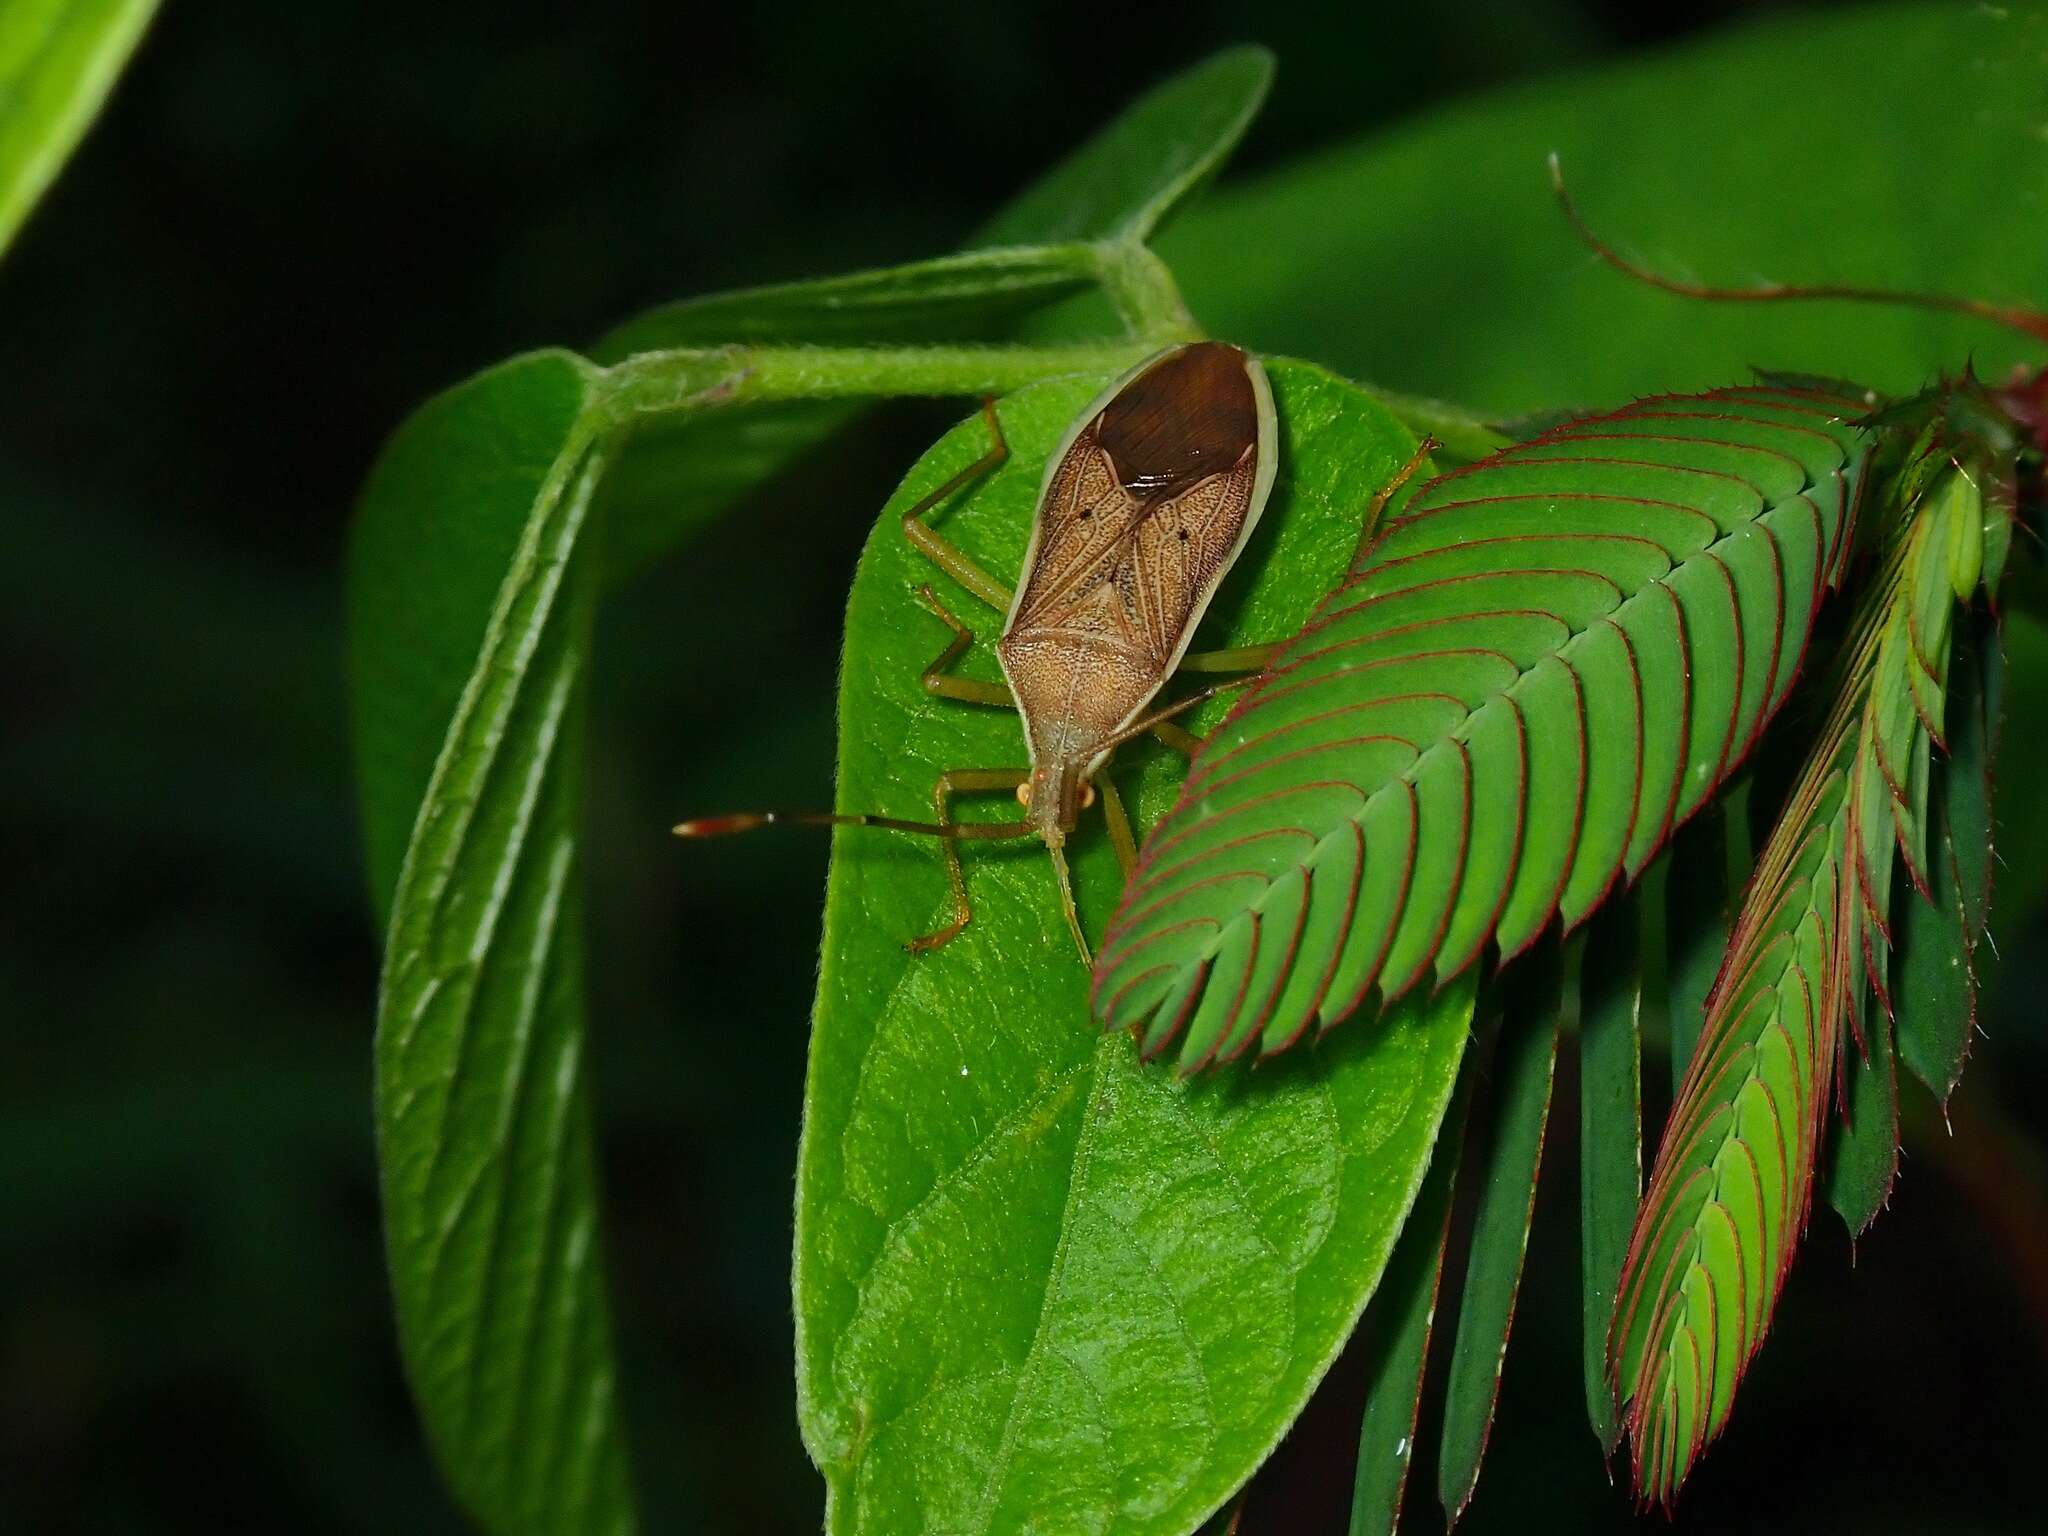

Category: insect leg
[913, 584, 1012, 707]
[1177, 642, 1281, 673]
[907, 767, 1031, 954]
[1095, 772, 1139, 878]
[900, 398, 1016, 613]
[1364, 433, 1440, 531]
[1102, 672, 1266, 763]
[1163, 436, 1449, 700]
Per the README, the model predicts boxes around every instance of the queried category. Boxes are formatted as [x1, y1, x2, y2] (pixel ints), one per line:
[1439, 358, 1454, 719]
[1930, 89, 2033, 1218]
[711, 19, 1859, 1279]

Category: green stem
[1090, 240, 1199, 339]
[596, 338, 1161, 426]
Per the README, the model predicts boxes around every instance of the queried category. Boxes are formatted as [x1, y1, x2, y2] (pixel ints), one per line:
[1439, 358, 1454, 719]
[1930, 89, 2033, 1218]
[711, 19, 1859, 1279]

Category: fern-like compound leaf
[1093, 385, 1874, 1074]
[1608, 428, 2011, 1504]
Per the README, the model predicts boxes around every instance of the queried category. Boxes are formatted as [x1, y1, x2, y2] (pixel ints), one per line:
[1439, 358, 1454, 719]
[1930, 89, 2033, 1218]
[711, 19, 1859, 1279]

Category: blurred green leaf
[0, 0, 157, 258]
[1895, 614, 1998, 1103]
[1663, 801, 1739, 1098]
[1348, 1070, 1472, 1536]
[1437, 967, 1561, 1524]
[973, 45, 1273, 249]
[1165, 3, 2048, 411]
[1828, 1004, 1900, 1237]
[591, 46, 1276, 590]
[1997, 612, 2048, 920]
[1576, 908, 1641, 1455]
[797, 363, 1473, 1534]
[353, 351, 637, 1535]
[591, 244, 1103, 358]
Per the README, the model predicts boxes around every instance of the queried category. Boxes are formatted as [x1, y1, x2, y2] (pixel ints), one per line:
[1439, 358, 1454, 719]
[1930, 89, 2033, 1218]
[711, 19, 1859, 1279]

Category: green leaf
[799, 362, 1475, 1535]
[1894, 610, 2001, 1104]
[1164, 3, 2048, 410]
[972, 46, 1273, 249]
[1577, 910, 1642, 1454]
[1097, 385, 1874, 1070]
[1348, 1068, 1474, 1536]
[0, 0, 156, 258]
[1827, 1006, 1900, 1237]
[1891, 796, 1975, 1105]
[353, 353, 637, 1535]
[1610, 450, 1998, 1503]
[1947, 614, 2003, 944]
[350, 351, 600, 915]
[1437, 962, 1563, 1524]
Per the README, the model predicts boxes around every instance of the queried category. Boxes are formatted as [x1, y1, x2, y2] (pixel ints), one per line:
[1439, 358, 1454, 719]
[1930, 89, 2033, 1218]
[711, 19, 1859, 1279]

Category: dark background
[3, 2, 2042, 1532]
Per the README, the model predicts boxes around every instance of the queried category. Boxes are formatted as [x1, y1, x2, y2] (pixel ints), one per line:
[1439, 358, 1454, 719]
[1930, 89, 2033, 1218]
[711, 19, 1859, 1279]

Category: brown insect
[676, 341, 1293, 961]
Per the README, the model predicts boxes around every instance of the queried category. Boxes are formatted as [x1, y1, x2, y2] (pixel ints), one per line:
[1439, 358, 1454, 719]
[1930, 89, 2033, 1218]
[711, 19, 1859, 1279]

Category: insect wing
[1004, 342, 1278, 677]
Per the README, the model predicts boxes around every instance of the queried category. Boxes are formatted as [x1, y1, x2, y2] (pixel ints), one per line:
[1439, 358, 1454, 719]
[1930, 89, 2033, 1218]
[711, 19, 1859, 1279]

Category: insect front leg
[1176, 642, 1282, 674]
[1095, 772, 1139, 878]
[907, 767, 1030, 954]
[900, 398, 1016, 613]
[1159, 435, 1441, 701]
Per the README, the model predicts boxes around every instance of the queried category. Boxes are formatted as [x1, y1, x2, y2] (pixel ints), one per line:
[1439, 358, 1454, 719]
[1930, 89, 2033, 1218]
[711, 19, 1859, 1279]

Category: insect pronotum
[676, 342, 1430, 960]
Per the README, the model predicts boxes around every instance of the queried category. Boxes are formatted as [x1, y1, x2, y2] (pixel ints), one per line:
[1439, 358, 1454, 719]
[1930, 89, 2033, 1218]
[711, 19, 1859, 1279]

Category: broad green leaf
[800, 362, 1475, 1535]
[0, 0, 156, 258]
[1348, 1069, 1473, 1536]
[1165, 3, 2048, 411]
[353, 353, 637, 1535]
[1577, 909, 1641, 1454]
[972, 46, 1273, 249]
[1437, 965, 1562, 1524]
[1098, 385, 1874, 1069]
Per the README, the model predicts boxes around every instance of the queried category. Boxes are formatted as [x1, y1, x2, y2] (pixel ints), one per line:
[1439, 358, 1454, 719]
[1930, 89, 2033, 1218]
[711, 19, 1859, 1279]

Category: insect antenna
[1550, 154, 2048, 346]
[672, 810, 1033, 841]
